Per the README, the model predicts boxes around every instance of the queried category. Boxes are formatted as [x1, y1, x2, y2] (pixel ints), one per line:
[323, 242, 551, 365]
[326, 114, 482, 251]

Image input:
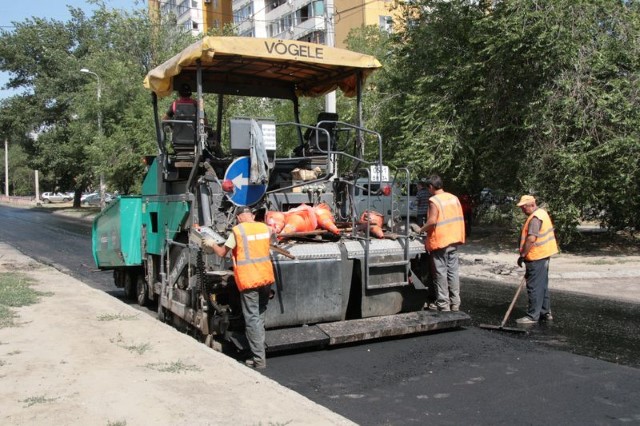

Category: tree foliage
[0, 3, 193, 203]
[1, 0, 639, 243]
[368, 0, 640, 243]
[0, 143, 32, 196]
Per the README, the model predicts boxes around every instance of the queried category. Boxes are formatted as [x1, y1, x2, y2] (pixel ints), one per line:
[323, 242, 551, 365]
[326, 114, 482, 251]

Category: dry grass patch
[97, 313, 139, 321]
[144, 360, 202, 374]
[0, 273, 52, 328]
[21, 395, 58, 407]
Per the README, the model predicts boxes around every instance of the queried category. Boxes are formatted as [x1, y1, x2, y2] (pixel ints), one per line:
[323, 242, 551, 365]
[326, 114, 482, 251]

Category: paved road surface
[2, 204, 639, 425]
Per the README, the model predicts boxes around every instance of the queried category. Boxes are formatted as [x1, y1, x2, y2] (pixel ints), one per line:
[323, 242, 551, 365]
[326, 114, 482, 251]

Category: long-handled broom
[479, 276, 528, 333]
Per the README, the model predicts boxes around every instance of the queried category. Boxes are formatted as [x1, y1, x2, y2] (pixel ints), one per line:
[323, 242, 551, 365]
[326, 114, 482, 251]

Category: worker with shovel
[515, 195, 559, 325]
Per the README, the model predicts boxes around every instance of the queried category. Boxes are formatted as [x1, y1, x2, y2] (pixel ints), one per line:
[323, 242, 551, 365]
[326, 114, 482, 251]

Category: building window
[163, 0, 176, 8]
[178, 1, 190, 15]
[240, 28, 255, 37]
[299, 5, 308, 22]
[266, 0, 287, 13]
[312, 0, 324, 16]
[234, 3, 253, 24]
[270, 13, 293, 37]
[162, 0, 177, 14]
[298, 1, 324, 23]
[299, 30, 325, 45]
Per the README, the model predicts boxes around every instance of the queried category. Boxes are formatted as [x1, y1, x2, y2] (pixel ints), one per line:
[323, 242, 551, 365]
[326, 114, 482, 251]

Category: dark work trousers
[430, 245, 461, 309]
[418, 252, 437, 304]
[240, 285, 271, 364]
[524, 257, 551, 321]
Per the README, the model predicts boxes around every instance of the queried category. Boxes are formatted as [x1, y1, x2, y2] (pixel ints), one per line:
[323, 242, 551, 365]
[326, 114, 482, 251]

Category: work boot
[245, 358, 266, 369]
[515, 316, 537, 325]
[541, 312, 554, 321]
[423, 302, 438, 311]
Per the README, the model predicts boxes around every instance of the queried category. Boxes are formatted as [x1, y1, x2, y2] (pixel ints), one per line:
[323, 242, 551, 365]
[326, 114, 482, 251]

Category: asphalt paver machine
[92, 36, 470, 353]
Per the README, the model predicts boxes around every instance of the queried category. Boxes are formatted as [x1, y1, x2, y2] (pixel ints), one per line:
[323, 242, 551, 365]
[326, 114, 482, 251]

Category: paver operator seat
[171, 102, 197, 158]
[306, 112, 339, 155]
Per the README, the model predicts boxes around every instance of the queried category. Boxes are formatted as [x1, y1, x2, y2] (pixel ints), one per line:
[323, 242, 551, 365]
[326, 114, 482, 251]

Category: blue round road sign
[223, 156, 267, 207]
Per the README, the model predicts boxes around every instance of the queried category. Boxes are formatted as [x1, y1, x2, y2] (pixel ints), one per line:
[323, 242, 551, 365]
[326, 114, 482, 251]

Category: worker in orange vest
[419, 175, 466, 312]
[515, 195, 559, 325]
[205, 207, 275, 369]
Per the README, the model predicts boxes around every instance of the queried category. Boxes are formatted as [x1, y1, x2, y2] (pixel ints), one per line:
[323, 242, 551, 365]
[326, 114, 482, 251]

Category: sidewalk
[458, 229, 640, 304]
[0, 242, 354, 426]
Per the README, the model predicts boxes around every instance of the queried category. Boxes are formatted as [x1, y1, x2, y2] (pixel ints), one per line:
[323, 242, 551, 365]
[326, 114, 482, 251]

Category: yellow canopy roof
[144, 36, 382, 99]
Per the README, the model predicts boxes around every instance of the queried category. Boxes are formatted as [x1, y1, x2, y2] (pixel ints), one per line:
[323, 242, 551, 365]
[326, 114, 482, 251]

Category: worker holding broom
[205, 207, 275, 369]
[515, 195, 559, 324]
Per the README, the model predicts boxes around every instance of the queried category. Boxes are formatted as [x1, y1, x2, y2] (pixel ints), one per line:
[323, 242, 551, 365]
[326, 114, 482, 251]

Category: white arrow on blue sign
[224, 156, 267, 207]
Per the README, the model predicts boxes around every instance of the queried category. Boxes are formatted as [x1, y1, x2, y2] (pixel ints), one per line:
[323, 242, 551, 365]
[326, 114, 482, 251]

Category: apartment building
[151, 0, 400, 47]
[232, 0, 326, 43]
[148, 0, 233, 36]
[233, 0, 398, 47]
[334, 0, 396, 47]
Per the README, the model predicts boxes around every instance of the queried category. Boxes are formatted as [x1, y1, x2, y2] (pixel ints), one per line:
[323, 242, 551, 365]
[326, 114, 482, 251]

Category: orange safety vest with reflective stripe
[232, 222, 275, 291]
[520, 208, 559, 261]
[426, 192, 466, 251]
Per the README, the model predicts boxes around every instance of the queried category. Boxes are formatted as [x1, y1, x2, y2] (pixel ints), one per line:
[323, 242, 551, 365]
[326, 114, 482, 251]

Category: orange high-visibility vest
[426, 192, 466, 251]
[232, 222, 275, 291]
[520, 208, 558, 261]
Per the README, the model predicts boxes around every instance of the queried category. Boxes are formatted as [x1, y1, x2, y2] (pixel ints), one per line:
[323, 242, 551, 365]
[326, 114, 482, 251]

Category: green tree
[520, 0, 640, 238]
[344, 25, 394, 167]
[0, 142, 33, 196]
[375, 0, 640, 243]
[0, 4, 194, 204]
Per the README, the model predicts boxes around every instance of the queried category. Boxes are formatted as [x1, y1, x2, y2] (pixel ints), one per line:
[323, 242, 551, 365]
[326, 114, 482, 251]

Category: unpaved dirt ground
[459, 225, 640, 303]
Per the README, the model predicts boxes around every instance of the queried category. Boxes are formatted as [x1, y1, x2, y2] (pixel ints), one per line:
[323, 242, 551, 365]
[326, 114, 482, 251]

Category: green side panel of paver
[92, 196, 143, 268]
[141, 199, 190, 255]
[141, 158, 160, 195]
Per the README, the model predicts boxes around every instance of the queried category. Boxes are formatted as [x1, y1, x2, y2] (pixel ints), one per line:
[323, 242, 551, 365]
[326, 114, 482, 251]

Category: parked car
[81, 192, 114, 207]
[41, 192, 72, 204]
[80, 192, 94, 203]
[479, 188, 515, 205]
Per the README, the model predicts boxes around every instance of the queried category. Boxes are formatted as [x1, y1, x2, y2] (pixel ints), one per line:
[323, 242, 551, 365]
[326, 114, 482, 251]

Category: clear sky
[0, 0, 139, 100]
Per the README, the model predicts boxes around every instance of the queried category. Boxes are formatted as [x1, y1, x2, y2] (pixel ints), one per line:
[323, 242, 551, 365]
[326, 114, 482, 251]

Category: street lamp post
[4, 138, 8, 197]
[324, 0, 336, 114]
[80, 68, 105, 208]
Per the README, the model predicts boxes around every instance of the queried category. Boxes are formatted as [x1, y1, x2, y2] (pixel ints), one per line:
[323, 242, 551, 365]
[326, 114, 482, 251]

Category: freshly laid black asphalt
[263, 328, 640, 425]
